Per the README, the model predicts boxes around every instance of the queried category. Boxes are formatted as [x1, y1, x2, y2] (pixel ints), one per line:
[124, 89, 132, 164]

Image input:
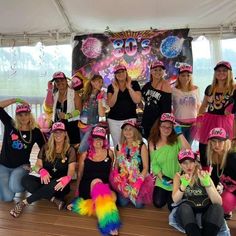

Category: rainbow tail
[71, 197, 95, 216]
[91, 182, 121, 235]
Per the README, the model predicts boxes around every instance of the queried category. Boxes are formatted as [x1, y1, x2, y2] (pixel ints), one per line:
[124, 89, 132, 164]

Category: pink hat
[121, 120, 139, 130]
[178, 149, 196, 163]
[71, 76, 83, 91]
[51, 122, 66, 132]
[179, 64, 193, 74]
[15, 104, 31, 114]
[114, 64, 126, 73]
[208, 127, 228, 141]
[51, 71, 67, 81]
[91, 126, 106, 139]
[160, 113, 175, 123]
[214, 61, 232, 71]
[150, 60, 165, 70]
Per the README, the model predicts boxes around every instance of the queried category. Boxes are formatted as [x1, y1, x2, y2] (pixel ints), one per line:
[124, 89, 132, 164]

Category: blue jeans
[79, 126, 93, 153]
[0, 164, 29, 202]
[117, 193, 144, 209]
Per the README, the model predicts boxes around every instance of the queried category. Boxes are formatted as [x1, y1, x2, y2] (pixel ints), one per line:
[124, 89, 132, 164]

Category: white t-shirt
[172, 87, 200, 124]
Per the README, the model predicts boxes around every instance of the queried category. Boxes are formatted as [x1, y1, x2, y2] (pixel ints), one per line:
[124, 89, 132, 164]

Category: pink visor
[51, 122, 66, 132]
[72, 76, 83, 90]
[150, 61, 165, 70]
[179, 64, 193, 74]
[214, 61, 232, 71]
[114, 65, 126, 73]
[160, 113, 175, 123]
[178, 149, 195, 163]
[208, 127, 227, 140]
[15, 104, 31, 113]
[121, 120, 138, 130]
[92, 126, 106, 139]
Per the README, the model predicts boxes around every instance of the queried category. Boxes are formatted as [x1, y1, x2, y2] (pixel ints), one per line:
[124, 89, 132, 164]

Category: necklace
[216, 163, 224, 178]
[19, 129, 32, 144]
[52, 158, 59, 172]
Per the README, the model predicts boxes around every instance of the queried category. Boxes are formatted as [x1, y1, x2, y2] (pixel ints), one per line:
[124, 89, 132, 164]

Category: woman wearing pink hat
[10, 122, 76, 217]
[67, 126, 121, 236]
[107, 64, 141, 147]
[141, 60, 172, 139]
[0, 98, 45, 202]
[172, 64, 201, 144]
[169, 149, 228, 236]
[207, 127, 236, 220]
[149, 113, 190, 209]
[194, 61, 236, 167]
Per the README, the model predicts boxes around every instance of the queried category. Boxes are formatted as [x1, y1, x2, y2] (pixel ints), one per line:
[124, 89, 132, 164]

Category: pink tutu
[191, 113, 234, 144]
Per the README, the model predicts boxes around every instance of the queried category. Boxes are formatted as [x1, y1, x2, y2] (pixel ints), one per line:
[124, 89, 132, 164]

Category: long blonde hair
[14, 113, 38, 130]
[120, 126, 142, 146]
[45, 132, 70, 163]
[206, 139, 231, 169]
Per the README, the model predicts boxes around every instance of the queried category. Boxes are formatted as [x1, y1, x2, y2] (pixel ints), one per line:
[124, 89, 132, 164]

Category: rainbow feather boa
[71, 197, 95, 216]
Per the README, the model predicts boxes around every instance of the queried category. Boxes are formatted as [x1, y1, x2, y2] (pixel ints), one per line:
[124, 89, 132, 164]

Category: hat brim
[92, 135, 106, 140]
[151, 65, 165, 70]
[179, 157, 196, 164]
[52, 128, 66, 133]
[214, 64, 232, 71]
[179, 69, 192, 74]
[121, 123, 139, 130]
[208, 136, 227, 141]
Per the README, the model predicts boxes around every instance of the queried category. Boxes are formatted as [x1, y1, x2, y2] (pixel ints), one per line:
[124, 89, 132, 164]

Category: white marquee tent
[1, 0, 236, 46]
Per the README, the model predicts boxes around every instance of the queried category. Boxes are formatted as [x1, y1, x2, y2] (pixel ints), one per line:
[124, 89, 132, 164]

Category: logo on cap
[160, 113, 175, 123]
[15, 104, 31, 113]
[52, 122, 66, 132]
[121, 120, 138, 130]
[150, 61, 165, 70]
[214, 61, 232, 71]
[178, 149, 195, 163]
[52, 71, 66, 80]
[114, 65, 126, 73]
[179, 64, 192, 74]
[208, 127, 227, 140]
[92, 126, 106, 139]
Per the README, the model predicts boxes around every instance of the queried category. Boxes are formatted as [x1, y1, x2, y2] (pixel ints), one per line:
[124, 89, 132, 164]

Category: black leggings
[153, 186, 173, 210]
[22, 175, 70, 204]
[176, 203, 224, 236]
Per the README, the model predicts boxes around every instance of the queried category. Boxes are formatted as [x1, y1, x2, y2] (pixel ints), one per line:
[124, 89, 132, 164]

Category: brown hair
[175, 73, 195, 91]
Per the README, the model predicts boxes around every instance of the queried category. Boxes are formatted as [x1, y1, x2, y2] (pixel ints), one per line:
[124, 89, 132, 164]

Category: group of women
[0, 60, 235, 236]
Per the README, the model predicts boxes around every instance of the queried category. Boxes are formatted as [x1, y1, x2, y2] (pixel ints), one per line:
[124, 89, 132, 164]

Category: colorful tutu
[191, 113, 234, 144]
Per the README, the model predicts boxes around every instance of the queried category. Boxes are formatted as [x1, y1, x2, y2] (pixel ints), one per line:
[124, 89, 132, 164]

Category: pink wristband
[60, 176, 72, 187]
[39, 168, 49, 178]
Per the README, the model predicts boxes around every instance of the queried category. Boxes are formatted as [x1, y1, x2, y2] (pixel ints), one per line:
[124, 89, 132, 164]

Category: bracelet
[15, 98, 24, 103]
[179, 186, 185, 192]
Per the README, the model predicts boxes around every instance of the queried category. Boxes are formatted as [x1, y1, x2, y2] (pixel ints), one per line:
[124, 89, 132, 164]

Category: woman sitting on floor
[10, 122, 76, 217]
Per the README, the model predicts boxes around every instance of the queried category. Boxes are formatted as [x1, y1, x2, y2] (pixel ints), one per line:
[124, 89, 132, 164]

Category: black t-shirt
[0, 107, 45, 168]
[107, 81, 140, 120]
[38, 144, 76, 179]
[205, 85, 236, 115]
[224, 152, 236, 181]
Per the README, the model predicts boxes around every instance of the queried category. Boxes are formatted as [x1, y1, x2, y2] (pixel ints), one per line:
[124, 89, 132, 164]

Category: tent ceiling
[1, 0, 236, 46]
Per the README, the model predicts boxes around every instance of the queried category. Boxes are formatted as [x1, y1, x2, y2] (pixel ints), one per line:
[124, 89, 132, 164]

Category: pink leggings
[222, 190, 236, 213]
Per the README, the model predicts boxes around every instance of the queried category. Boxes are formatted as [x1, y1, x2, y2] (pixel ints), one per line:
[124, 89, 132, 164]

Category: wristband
[15, 98, 24, 103]
[174, 126, 182, 136]
[200, 174, 211, 187]
[180, 177, 191, 187]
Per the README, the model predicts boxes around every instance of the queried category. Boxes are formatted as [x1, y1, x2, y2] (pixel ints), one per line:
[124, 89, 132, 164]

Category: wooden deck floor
[0, 144, 235, 236]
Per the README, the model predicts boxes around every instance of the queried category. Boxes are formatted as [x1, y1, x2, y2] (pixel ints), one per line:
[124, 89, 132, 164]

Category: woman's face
[54, 130, 66, 143]
[93, 137, 104, 148]
[54, 78, 68, 90]
[178, 72, 191, 86]
[122, 125, 134, 139]
[159, 121, 173, 137]
[181, 160, 197, 175]
[115, 70, 127, 82]
[151, 67, 164, 80]
[91, 78, 103, 91]
[215, 67, 228, 81]
[17, 112, 31, 126]
[210, 139, 225, 154]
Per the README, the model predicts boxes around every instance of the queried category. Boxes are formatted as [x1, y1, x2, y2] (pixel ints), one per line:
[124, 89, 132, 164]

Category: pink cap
[150, 60, 165, 70]
[208, 127, 227, 140]
[71, 76, 83, 91]
[160, 113, 175, 123]
[214, 61, 232, 71]
[15, 104, 31, 113]
[51, 71, 66, 81]
[178, 149, 195, 163]
[121, 120, 138, 130]
[51, 122, 66, 132]
[92, 126, 106, 139]
[179, 64, 193, 74]
[114, 64, 126, 73]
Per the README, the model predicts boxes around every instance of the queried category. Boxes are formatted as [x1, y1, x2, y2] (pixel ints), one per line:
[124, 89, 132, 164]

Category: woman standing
[9, 122, 76, 217]
[44, 71, 81, 146]
[107, 64, 141, 147]
[149, 113, 190, 209]
[68, 126, 121, 236]
[0, 98, 45, 202]
[170, 149, 227, 236]
[142, 61, 172, 139]
[172, 64, 201, 144]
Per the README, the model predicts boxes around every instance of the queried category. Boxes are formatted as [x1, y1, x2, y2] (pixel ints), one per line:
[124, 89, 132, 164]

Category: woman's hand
[54, 176, 72, 191]
[39, 168, 51, 184]
[126, 76, 132, 90]
[112, 80, 119, 94]
[197, 170, 211, 187]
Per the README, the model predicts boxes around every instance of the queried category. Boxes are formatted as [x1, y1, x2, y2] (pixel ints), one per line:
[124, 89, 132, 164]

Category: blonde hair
[45, 132, 70, 163]
[175, 73, 195, 91]
[207, 139, 231, 169]
[82, 74, 103, 102]
[120, 126, 142, 146]
[209, 70, 234, 97]
[14, 113, 38, 130]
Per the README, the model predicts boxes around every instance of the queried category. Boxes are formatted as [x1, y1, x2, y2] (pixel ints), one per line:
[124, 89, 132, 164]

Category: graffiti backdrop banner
[72, 29, 192, 86]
